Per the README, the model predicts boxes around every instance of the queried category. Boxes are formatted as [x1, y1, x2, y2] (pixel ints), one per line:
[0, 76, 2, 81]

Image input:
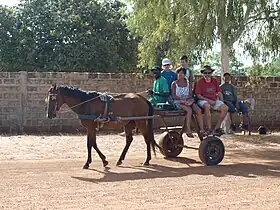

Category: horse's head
[46, 84, 64, 119]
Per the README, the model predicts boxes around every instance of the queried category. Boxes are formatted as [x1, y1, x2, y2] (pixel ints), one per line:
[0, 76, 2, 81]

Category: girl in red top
[195, 66, 228, 136]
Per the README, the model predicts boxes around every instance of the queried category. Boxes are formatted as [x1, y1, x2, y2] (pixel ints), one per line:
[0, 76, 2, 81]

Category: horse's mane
[58, 85, 101, 101]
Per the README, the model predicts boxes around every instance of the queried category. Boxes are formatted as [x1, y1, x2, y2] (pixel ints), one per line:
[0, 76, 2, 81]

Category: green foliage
[238, 1, 280, 63]
[127, 0, 280, 71]
[0, 5, 20, 70]
[245, 58, 280, 76]
[0, 0, 138, 72]
[200, 51, 245, 75]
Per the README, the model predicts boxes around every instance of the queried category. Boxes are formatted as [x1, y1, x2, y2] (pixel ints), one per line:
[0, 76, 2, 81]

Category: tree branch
[245, 15, 279, 27]
[228, 1, 254, 46]
[247, 9, 280, 22]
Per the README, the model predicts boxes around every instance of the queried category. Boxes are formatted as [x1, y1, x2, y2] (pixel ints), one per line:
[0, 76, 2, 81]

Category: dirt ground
[1, 131, 280, 210]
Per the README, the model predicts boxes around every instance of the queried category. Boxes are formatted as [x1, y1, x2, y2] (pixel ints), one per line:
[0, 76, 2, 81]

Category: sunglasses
[203, 72, 212, 75]
[163, 64, 171, 66]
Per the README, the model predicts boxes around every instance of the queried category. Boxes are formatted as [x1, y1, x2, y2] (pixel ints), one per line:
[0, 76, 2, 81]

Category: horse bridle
[48, 93, 59, 111]
[49, 94, 57, 101]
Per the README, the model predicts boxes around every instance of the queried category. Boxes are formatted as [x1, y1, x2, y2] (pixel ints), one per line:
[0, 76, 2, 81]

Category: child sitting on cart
[171, 67, 206, 137]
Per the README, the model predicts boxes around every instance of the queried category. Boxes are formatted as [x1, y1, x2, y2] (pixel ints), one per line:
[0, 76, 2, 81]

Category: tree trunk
[220, 41, 230, 82]
[220, 40, 231, 134]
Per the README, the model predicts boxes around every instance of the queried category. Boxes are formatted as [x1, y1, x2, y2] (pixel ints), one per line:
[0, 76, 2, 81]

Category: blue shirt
[161, 70, 177, 92]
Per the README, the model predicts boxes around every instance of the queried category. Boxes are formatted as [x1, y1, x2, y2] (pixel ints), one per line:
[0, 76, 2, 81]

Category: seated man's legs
[192, 103, 206, 136]
[224, 100, 237, 130]
[212, 100, 229, 131]
[224, 100, 236, 113]
[197, 100, 211, 132]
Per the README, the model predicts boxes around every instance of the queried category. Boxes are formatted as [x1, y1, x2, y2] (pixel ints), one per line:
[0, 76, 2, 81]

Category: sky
[0, 0, 20, 6]
[0, 0, 253, 67]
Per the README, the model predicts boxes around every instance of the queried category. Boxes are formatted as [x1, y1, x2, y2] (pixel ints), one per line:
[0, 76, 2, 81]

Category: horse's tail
[145, 98, 161, 156]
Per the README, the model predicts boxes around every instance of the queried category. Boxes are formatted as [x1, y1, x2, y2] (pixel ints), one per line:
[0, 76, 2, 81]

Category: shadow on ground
[227, 147, 280, 161]
[225, 133, 280, 146]
[72, 160, 280, 183]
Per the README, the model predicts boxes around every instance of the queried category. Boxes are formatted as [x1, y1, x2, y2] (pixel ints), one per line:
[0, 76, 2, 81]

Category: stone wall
[0, 71, 279, 133]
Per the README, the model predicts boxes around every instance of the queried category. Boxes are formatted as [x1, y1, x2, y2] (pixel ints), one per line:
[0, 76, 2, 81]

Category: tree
[245, 58, 280, 76]
[0, 5, 21, 70]
[126, 0, 280, 77]
[0, 0, 139, 72]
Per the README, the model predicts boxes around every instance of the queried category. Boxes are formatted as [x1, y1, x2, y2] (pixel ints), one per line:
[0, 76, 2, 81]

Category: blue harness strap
[99, 93, 114, 115]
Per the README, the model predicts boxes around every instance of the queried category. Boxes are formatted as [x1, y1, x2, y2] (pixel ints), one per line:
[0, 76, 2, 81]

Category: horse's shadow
[71, 159, 280, 183]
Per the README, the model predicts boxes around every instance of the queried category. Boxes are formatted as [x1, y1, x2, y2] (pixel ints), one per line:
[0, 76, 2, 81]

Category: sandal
[205, 129, 212, 136]
[186, 132, 195, 138]
[230, 124, 237, 132]
[239, 123, 249, 130]
[199, 130, 208, 137]
[212, 128, 225, 136]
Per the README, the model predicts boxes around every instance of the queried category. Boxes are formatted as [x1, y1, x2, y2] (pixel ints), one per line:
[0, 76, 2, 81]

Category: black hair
[180, 55, 188, 61]
[151, 66, 161, 73]
[223, 72, 231, 77]
[176, 67, 186, 75]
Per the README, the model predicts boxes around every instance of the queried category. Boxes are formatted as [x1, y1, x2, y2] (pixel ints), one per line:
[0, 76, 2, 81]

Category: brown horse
[46, 84, 160, 169]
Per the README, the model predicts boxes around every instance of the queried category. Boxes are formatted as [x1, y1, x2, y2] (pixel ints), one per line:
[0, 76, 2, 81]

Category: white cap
[162, 58, 172, 66]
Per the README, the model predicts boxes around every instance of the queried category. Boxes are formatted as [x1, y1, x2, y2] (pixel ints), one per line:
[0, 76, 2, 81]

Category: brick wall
[0, 71, 279, 133]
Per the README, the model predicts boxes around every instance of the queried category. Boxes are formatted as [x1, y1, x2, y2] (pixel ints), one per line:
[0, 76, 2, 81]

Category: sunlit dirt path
[1, 133, 280, 210]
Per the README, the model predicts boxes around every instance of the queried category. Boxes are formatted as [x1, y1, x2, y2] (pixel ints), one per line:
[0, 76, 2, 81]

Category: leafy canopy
[0, 0, 138, 72]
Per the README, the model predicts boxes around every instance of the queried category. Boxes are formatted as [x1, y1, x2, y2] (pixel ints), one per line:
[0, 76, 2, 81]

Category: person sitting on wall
[172, 67, 206, 137]
[147, 66, 170, 106]
[220, 72, 250, 131]
[194, 65, 228, 136]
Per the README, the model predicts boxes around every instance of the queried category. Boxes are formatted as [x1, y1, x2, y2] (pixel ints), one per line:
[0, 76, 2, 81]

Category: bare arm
[197, 94, 210, 101]
[232, 85, 238, 101]
[171, 82, 181, 100]
[189, 82, 193, 93]
[217, 92, 224, 101]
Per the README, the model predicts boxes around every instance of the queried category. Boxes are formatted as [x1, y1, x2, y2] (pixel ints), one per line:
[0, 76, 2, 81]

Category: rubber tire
[158, 131, 184, 158]
[199, 136, 225, 166]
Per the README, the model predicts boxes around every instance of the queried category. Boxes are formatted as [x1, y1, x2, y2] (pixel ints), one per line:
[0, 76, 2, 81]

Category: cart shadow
[71, 161, 280, 183]
[163, 157, 201, 165]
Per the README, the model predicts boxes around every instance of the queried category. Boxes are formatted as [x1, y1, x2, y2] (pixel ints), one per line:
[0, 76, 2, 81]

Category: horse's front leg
[83, 129, 108, 169]
[83, 135, 92, 169]
[91, 128, 108, 167]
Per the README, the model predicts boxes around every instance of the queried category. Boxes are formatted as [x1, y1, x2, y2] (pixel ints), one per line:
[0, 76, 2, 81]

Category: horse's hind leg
[84, 125, 108, 169]
[116, 121, 135, 166]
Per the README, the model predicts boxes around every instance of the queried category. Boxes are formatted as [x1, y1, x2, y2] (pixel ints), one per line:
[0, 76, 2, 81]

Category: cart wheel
[198, 136, 225, 166]
[158, 131, 184, 158]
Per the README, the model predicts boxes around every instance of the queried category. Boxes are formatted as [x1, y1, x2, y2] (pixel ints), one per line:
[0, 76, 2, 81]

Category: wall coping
[2, 71, 279, 80]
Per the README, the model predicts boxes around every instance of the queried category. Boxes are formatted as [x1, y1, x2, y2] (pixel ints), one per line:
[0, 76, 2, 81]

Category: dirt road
[0, 133, 280, 210]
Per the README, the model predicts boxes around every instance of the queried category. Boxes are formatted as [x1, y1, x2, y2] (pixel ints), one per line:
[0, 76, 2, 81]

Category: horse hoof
[116, 161, 122, 166]
[83, 164, 89, 169]
[143, 162, 149, 166]
[103, 160, 109, 167]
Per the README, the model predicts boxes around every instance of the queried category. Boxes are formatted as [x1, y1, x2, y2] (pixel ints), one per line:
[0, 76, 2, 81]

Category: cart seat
[153, 103, 185, 116]
[154, 102, 176, 111]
